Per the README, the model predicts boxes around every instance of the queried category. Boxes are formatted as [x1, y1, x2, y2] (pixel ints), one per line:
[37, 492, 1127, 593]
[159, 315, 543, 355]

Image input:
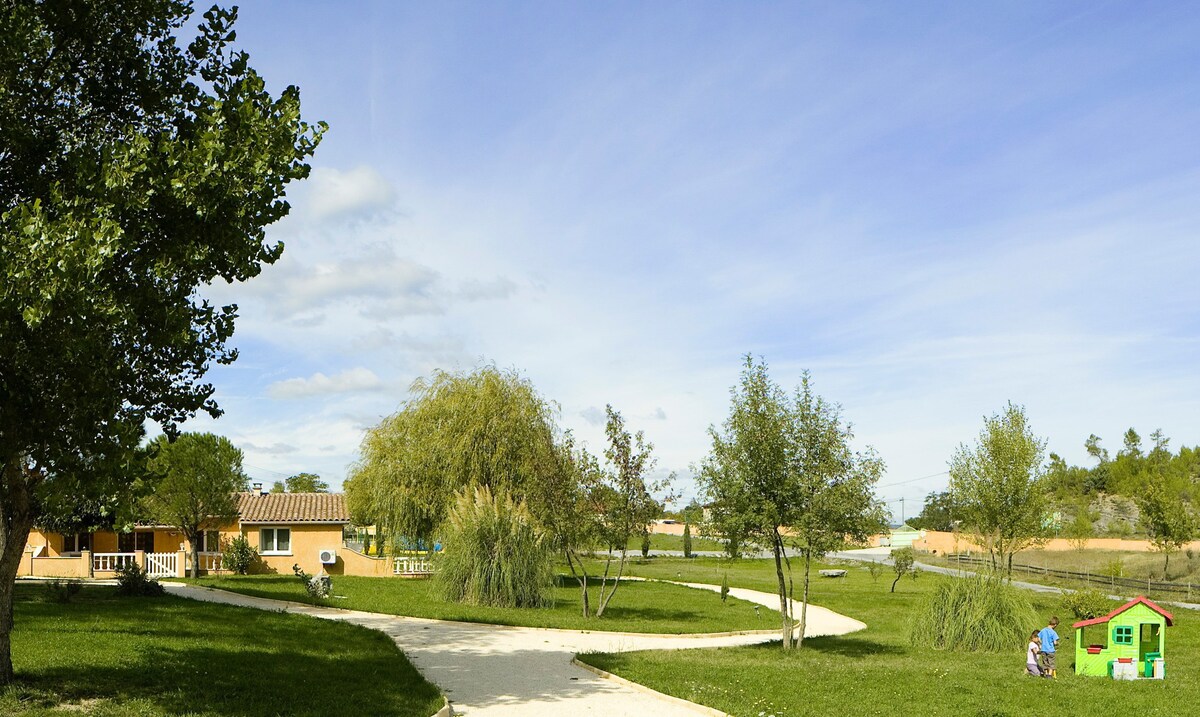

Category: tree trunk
[1164, 551, 1170, 580]
[565, 550, 590, 617]
[797, 548, 811, 649]
[772, 532, 793, 649]
[189, 532, 201, 579]
[0, 460, 37, 685]
[596, 547, 628, 618]
[891, 574, 900, 593]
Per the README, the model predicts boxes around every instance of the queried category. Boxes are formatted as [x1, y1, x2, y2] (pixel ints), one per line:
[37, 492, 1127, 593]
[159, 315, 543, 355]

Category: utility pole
[900, 496, 905, 524]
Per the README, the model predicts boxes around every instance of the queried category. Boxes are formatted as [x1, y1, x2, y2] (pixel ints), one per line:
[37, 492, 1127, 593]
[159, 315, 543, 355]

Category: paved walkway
[164, 580, 864, 717]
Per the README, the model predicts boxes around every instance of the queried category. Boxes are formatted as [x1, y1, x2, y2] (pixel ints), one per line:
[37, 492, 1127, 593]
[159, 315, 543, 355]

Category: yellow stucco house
[21, 486, 412, 579]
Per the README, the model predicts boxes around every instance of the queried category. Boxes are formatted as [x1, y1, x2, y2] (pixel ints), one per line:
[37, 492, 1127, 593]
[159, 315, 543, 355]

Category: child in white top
[1026, 631, 1045, 677]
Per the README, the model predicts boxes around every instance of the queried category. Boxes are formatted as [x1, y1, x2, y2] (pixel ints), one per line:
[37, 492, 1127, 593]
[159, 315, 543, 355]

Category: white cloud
[306, 166, 396, 219]
[268, 367, 384, 399]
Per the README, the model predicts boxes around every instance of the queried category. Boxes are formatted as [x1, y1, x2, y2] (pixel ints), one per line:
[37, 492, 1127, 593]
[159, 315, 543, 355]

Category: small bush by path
[186, 573, 774, 634]
[3, 583, 443, 717]
[580, 557, 1197, 717]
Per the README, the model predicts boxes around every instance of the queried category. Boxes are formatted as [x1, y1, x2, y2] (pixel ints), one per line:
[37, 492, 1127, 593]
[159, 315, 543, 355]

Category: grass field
[624, 532, 727, 553]
[924, 548, 1200, 590]
[579, 557, 1196, 717]
[185, 573, 774, 634]
[3, 582, 442, 717]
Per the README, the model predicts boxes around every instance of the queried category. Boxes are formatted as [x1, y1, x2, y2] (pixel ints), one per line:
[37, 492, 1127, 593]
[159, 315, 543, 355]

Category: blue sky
[183, 2, 1200, 518]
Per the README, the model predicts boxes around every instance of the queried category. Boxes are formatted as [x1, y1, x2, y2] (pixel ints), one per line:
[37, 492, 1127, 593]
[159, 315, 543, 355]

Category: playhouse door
[1139, 624, 1161, 661]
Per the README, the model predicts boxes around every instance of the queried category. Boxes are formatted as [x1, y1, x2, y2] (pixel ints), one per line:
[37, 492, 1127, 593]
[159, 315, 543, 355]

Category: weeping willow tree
[345, 366, 569, 603]
[436, 486, 555, 608]
[346, 366, 562, 543]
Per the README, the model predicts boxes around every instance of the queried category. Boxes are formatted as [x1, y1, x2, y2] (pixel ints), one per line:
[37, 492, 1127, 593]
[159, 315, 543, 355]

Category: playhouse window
[1113, 626, 1134, 645]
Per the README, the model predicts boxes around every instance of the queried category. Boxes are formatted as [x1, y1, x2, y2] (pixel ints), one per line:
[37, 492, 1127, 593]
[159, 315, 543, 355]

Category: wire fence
[945, 553, 1198, 601]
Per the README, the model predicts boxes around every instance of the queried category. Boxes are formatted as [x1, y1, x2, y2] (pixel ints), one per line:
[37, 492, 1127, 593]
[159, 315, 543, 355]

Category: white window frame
[200, 530, 221, 553]
[259, 527, 292, 555]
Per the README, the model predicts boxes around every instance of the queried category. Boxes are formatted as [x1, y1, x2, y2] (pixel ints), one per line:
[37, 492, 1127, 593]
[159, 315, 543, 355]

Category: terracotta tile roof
[236, 492, 351, 524]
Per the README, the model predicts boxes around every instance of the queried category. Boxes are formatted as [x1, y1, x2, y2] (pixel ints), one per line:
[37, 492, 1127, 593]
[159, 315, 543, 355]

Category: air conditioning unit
[318, 548, 337, 565]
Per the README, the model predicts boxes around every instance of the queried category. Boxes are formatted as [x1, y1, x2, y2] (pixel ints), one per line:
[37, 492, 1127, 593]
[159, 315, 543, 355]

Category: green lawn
[3, 583, 443, 717]
[579, 557, 1196, 717]
[185, 573, 775, 634]
[624, 532, 727, 553]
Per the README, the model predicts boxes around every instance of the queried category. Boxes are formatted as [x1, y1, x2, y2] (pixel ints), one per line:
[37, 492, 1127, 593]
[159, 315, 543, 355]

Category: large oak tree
[0, 1, 321, 682]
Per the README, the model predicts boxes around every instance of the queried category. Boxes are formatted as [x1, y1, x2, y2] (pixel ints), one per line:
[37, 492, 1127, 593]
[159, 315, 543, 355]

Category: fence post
[135, 550, 146, 571]
[81, 549, 93, 579]
[176, 549, 188, 579]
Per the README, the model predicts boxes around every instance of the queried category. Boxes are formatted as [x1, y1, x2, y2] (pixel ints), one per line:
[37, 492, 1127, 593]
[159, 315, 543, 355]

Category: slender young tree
[144, 433, 248, 578]
[0, 2, 321, 682]
[949, 402, 1048, 576]
[699, 357, 885, 649]
[594, 406, 672, 618]
[699, 356, 797, 646]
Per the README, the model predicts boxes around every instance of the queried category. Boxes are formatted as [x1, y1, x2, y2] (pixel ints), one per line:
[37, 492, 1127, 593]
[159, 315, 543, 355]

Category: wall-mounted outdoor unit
[318, 548, 337, 565]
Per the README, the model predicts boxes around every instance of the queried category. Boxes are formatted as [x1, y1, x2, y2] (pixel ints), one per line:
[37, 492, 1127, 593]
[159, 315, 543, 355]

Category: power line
[876, 470, 949, 490]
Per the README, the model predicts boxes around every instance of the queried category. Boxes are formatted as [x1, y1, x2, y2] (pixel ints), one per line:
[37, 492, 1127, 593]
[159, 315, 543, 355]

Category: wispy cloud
[268, 368, 384, 399]
[306, 166, 396, 219]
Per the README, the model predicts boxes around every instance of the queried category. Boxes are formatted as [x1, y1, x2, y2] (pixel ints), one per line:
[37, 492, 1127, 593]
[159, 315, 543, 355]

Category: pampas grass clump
[435, 485, 555, 608]
[909, 573, 1037, 652]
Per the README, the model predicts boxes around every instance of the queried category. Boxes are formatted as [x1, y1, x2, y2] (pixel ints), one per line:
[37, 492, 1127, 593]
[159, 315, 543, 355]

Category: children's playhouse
[1073, 596, 1172, 679]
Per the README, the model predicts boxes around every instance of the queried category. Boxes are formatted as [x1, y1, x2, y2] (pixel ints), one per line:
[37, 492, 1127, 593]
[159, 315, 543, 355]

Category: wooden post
[81, 549, 93, 579]
[176, 549, 187, 579]
[134, 550, 146, 570]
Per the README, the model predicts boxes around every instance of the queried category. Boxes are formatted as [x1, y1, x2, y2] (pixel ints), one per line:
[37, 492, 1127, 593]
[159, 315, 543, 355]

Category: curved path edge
[164, 579, 865, 716]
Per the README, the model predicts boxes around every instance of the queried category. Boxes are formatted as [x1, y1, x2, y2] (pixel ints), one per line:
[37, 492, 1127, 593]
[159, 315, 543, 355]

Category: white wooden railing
[393, 556, 435, 575]
[93, 553, 137, 572]
[145, 552, 178, 577]
[197, 552, 223, 573]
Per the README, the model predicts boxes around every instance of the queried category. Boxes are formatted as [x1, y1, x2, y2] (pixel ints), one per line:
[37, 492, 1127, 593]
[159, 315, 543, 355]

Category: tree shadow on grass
[737, 635, 906, 658]
[12, 590, 443, 717]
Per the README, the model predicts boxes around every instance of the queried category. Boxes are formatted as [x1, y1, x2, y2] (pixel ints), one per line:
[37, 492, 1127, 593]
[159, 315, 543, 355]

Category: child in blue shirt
[1038, 617, 1060, 678]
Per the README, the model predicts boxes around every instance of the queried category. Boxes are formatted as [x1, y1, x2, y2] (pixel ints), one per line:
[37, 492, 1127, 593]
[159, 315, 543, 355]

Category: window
[260, 527, 291, 554]
[1113, 625, 1134, 645]
[118, 532, 156, 553]
[63, 533, 92, 554]
[201, 530, 221, 553]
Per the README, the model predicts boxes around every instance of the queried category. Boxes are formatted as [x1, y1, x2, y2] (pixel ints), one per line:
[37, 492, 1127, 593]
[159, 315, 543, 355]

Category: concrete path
[164, 580, 864, 717]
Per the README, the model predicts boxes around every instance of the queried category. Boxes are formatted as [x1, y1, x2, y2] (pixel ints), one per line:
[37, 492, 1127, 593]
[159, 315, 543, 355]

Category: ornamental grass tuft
[909, 572, 1036, 652]
[435, 485, 555, 608]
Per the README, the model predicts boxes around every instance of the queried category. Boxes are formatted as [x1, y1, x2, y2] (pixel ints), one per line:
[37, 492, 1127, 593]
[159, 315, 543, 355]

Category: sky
[181, 1, 1200, 520]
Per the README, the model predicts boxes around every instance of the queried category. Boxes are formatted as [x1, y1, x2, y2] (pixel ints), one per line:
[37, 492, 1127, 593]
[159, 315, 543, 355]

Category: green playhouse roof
[1072, 596, 1174, 629]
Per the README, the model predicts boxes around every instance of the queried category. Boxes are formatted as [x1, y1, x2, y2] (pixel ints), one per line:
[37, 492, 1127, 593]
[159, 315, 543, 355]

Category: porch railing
[197, 552, 223, 573]
[93, 553, 136, 572]
[394, 556, 435, 575]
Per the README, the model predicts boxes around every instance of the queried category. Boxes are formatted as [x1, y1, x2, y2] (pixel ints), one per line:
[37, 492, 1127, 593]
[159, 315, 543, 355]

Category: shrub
[435, 485, 555, 608]
[867, 561, 883, 582]
[891, 547, 916, 593]
[221, 535, 258, 575]
[683, 523, 693, 559]
[44, 578, 83, 604]
[114, 562, 165, 597]
[720, 573, 730, 604]
[1062, 589, 1113, 620]
[909, 573, 1037, 652]
[1101, 557, 1125, 580]
[640, 531, 651, 559]
[292, 564, 332, 600]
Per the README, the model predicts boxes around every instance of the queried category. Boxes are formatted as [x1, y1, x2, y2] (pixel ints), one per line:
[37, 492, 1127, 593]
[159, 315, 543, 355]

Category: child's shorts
[1027, 662, 1043, 677]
